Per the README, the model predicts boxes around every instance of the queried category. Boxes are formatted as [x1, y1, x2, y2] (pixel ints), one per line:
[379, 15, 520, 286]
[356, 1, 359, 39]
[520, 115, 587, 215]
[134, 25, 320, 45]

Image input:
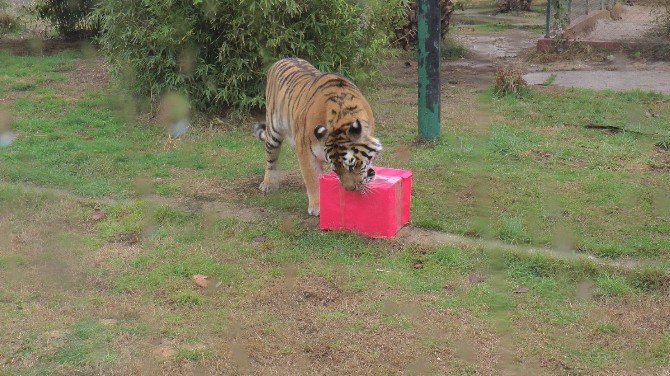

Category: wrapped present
[319, 167, 412, 238]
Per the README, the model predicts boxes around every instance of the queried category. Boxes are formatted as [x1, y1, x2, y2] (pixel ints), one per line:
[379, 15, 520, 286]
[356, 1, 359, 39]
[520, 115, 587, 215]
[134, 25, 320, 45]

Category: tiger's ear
[348, 120, 362, 140]
[314, 125, 327, 140]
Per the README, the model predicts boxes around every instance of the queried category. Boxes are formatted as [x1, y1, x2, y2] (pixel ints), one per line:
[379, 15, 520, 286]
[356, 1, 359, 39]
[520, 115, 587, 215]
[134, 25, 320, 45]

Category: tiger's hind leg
[256, 122, 284, 193]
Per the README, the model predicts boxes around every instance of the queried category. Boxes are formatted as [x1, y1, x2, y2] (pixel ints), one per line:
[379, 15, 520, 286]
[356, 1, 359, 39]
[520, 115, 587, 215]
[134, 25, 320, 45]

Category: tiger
[254, 58, 382, 216]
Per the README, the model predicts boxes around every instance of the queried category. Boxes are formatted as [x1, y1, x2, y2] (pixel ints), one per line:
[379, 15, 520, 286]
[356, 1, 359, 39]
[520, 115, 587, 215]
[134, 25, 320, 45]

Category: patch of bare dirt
[216, 271, 508, 375]
[298, 276, 341, 306]
[583, 5, 658, 42]
[55, 57, 110, 98]
[650, 144, 670, 172]
[0, 37, 87, 55]
[455, 28, 539, 60]
[0, 91, 29, 104]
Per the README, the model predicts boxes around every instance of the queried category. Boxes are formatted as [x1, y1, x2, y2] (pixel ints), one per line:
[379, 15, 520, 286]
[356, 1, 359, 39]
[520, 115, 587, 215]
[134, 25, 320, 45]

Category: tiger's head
[314, 119, 382, 192]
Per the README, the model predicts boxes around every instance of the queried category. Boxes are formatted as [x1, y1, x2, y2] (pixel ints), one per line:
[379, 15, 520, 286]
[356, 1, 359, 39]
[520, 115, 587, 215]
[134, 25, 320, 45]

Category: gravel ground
[583, 5, 660, 41]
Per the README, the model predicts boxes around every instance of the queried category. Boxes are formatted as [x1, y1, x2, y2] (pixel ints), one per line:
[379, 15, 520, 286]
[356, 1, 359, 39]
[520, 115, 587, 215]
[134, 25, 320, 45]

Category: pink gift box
[319, 167, 412, 238]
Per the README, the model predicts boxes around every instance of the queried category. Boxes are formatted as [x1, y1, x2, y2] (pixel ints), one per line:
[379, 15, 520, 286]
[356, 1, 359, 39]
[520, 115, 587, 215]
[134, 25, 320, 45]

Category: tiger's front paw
[307, 207, 320, 216]
[259, 181, 276, 193]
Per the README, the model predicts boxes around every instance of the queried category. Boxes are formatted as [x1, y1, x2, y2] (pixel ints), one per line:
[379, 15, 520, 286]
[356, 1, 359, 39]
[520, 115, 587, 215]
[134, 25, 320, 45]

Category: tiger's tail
[254, 122, 267, 141]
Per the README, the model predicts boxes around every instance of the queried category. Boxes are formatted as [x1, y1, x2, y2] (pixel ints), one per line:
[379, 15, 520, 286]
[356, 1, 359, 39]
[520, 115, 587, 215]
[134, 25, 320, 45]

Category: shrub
[392, 0, 455, 50]
[493, 66, 528, 96]
[441, 36, 468, 60]
[0, 12, 20, 36]
[35, 0, 98, 38]
[95, 0, 399, 113]
[0, 0, 21, 36]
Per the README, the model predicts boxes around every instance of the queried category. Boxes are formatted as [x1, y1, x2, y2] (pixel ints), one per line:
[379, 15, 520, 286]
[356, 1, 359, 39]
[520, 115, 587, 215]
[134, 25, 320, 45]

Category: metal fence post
[417, 0, 441, 141]
[545, 0, 551, 37]
[585, 0, 590, 14]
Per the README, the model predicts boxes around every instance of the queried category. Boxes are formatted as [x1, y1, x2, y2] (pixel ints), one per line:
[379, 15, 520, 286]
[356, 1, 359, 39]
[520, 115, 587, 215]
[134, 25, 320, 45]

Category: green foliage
[441, 36, 467, 60]
[595, 274, 632, 297]
[94, 0, 398, 113]
[35, 0, 99, 38]
[0, 0, 21, 37]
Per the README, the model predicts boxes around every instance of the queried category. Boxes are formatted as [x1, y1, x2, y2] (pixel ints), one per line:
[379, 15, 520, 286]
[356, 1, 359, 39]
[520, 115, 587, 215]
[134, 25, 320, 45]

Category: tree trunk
[551, 0, 572, 32]
[393, 0, 455, 50]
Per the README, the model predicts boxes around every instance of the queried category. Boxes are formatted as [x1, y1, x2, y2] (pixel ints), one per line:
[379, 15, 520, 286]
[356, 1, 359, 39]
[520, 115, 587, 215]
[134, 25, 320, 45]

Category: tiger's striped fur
[255, 58, 382, 216]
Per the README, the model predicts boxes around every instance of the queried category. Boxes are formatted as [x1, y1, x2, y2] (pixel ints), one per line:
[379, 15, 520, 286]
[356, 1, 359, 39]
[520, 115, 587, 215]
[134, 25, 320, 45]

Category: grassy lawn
[1, 45, 670, 374]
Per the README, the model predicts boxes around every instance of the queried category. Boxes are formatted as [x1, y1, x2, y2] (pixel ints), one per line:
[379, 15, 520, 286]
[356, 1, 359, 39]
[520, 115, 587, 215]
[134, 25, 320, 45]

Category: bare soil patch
[583, 5, 659, 41]
[0, 37, 87, 55]
[55, 57, 110, 97]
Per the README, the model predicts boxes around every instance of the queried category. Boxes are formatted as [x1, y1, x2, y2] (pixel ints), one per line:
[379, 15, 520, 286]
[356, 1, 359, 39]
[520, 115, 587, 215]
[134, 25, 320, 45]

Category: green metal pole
[545, 0, 551, 38]
[417, 0, 441, 141]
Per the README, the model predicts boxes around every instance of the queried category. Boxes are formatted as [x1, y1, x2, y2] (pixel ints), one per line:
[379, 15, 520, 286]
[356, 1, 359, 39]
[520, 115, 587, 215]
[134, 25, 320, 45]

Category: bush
[0, 0, 20, 37]
[0, 12, 20, 36]
[493, 66, 528, 96]
[392, 0, 455, 50]
[95, 0, 399, 113]
[441, 36, 467, 60]
[35, 0, 98, 38]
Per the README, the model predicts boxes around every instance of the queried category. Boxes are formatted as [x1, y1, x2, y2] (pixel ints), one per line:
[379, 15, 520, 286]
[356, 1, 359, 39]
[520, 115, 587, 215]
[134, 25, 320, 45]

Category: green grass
[441, 36, 468, 60]
[378, 88, 670, 260]
[541, 74, 556, 86]
[455, 22, 545, 33]
[53, 320, 116, 366]
[1, 46, 670, 375]
[1, 51, 668, 262]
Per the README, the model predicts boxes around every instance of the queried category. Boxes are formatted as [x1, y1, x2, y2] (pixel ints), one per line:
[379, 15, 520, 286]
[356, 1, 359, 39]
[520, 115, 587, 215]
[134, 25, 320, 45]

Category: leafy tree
[35, 0, 99, 38]
[95, 0, 399, 113]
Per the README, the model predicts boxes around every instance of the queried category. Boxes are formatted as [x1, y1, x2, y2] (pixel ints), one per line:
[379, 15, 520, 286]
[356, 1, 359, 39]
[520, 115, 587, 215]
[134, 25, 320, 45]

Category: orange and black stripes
[255, 58, 382, 214]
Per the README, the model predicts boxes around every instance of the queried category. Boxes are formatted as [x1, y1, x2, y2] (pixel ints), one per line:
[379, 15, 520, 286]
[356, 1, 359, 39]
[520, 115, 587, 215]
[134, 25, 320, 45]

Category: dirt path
[455, 29, 540, 60]
[524, 69, 670, 93]
[583, 5, 659, 41]
[454, 19, 670, 94]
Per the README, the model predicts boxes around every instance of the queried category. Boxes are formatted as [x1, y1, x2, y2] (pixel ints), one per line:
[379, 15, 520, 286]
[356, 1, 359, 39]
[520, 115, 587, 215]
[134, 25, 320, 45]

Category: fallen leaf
[468, 274, 485, 284]
[193, 274, 209, 288]
[513, 286, 530, 294]
[90, 208, 106, 221]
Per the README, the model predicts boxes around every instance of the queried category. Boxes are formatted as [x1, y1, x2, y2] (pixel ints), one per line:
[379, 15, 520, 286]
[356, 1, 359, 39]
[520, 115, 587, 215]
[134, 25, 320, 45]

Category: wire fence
[546, 0, 670, 51]
[568, 0, 617, 20]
